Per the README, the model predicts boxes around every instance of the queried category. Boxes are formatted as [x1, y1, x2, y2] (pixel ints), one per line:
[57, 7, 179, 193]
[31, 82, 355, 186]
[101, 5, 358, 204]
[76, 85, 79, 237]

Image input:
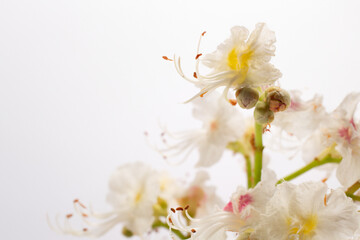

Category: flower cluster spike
[50, 23, 360, 240]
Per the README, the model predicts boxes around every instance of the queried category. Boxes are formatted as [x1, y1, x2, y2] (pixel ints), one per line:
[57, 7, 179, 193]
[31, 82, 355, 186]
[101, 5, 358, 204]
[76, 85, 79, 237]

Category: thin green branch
[253, 122, 264, 186]
[277, 154, 342, 185]
[346, 193, 360, 202]
[345, 181, 360, 195]
[345, 181, 360, 202]
[152, 219, 188, 239]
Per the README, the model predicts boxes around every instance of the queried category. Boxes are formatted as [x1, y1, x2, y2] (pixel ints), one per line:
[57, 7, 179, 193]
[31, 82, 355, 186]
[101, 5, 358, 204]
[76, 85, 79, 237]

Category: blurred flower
[50, 162, 161, 237]
[106, 162, 160, 235]
[159, 91, 244, 167]
[177, 171, 224, 218]
[301, 93, 360, 187]
[272, 90, 326, 140]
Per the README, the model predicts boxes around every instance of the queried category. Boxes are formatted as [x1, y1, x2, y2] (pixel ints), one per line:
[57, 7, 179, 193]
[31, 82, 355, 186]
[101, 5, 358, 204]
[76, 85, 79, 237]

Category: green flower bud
[254, 102, 274, 124]
[265, 87, 291, 113]
[235, 87, 259, 109]
[122, 227, 133, 237]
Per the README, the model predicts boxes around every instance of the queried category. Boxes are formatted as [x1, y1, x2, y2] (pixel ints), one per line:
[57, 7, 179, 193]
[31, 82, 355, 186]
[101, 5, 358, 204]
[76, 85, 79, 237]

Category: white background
[1, 0, 360, 239]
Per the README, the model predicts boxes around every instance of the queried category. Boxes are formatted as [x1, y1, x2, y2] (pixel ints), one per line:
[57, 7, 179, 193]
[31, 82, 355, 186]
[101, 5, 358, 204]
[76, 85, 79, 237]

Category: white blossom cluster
[168, 170, 360, 240]
[272, 91, 360, 187]
[49, 162, 223, 238]
[50, 23, 360, 240]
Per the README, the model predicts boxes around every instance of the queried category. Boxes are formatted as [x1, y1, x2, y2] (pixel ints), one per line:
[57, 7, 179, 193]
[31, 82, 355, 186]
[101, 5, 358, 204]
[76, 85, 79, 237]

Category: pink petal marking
[350, 118, 357, 130]
[338, 127, 352, 144]
[223, 201, 233, 212]
[238, 194, 252, 212]
[223, 194, 253, 213]
[289, 100, 301, 110]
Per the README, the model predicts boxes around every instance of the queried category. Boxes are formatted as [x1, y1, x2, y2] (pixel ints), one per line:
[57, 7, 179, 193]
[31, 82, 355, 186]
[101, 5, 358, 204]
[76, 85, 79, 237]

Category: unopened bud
[254, 102, 274, 124]
[235, 87, 259, 109]
[265, 87, 291, 113]
[122, 227, 133, 237]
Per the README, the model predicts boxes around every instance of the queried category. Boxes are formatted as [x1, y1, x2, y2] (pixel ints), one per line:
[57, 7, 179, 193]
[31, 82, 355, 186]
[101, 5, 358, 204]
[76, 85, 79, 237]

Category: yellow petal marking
[227, 48, 240, 70]
[288, 214, 318, 237]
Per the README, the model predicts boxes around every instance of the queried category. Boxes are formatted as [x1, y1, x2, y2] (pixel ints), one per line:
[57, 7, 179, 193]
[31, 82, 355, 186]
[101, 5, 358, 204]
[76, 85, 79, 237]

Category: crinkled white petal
[202, 26, 249, 71]
[259, 181, 360, 240]
[316, 189, 360, 239]
[227, 169, 277, 227]
[176, 23, 281, 102]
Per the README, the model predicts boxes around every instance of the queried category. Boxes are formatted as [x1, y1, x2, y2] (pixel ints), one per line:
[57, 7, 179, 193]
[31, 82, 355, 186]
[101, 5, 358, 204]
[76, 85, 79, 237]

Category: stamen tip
[162, 56, 173, 61]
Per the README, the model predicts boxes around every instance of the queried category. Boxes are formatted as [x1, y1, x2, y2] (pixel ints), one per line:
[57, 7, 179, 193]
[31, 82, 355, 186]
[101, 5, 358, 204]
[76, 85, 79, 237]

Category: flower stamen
[163, 56, 173, 61]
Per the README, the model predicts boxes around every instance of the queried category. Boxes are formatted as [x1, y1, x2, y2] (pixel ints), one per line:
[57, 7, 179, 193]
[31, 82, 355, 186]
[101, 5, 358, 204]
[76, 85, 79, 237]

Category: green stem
[345, 181, 360, 195]
[345, 181, 360, 202]
[245, 155, 253, 188]
[253, 122, 264, 186]
[152, 219, 188, 239]
[277, 154, 342, 185]
[346, 193, 360, 202]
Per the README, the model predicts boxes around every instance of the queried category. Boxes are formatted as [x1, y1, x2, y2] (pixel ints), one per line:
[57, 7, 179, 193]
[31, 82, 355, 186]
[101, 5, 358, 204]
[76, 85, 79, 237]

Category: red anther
[191, 229, 196, 233]
[66, 214, 73, 219]
[176, 207, 184, 211]
[163, 155, 167, 159]
[184, 205, 190, 210]
[170, 208, 176, 213]
[321, 178, 328, 183]
[193, 72, 198, 78]
[201, 31, 206, 36]
[169, 217, 173, 224]
[144, 131, 148, 136]
[195, 53, 202, 60]
[73, 199, 79, 203]
[200, 91, 208, 97]
[161, 132, 165, 137]
[229, 99, 237, 106]
[83, 228, 88, 232]
[162, 56, 173, 61]
[324, 195, 327, 206]
[82, 213, 88, 218]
